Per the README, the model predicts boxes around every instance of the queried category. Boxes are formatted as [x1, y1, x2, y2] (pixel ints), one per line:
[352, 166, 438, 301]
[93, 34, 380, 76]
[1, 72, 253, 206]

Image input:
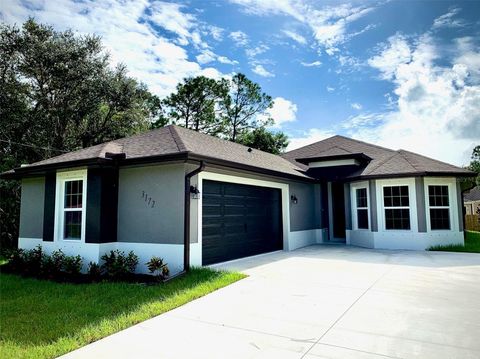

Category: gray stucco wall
[19, 177, 45, 238]
[289, 182, 321, 232]
[456, 181, 464, 232]
[415, 177, 427, 233]
[344, 183, 352, 230]
[117, 164, 185, 244]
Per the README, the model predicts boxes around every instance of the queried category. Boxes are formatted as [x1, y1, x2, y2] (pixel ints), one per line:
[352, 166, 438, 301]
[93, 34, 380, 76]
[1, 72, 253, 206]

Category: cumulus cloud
[252, 64, 275, 77]
[196, 49, 238, 65]
[267, 97, 297, 127]
[1, 0, 228, 97]
[282, 29, 307, 45]
[346, 33, 480, 165]
[351, 102, 362, 110]
[287, 128, 335, 151]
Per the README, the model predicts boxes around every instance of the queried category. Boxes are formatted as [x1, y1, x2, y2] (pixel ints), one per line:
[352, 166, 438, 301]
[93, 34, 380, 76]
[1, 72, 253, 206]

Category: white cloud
[229, 30, 249, 46]
[351, 102, 362, 110]
[268, 97, 297, 127]
[301, 60, 322, 67]
[231, 0, 376, 55]
[245, 44, 269, 58]
[326, 86, 335, 92]
[282, 29, 307, 45]
[432, 7, 466, 29]
[287, 128, 335, 151]
[347, 33, 480, 166]
[196, 49, 238, 65]
[1, 0, 228, 97]
[252, 64, 274, 77]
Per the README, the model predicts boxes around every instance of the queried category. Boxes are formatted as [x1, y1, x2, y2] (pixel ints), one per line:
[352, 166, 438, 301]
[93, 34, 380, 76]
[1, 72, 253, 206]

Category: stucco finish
[19, 177, 45, 238]
[117, 164, 185, 244]
[289, 182, 321, 232]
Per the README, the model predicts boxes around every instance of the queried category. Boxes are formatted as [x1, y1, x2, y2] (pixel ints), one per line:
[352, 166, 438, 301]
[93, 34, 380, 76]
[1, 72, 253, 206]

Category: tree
[468, 145, 480, 186]
[220, 73, 273, 141]
[160, 76, 228, 135]
[238, 127, 289, 155]
[0, 19, 162, 249]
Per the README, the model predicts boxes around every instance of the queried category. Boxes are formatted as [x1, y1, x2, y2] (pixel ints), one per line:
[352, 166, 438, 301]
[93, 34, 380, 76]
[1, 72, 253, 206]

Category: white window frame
[351, 181, 370, 230]
[54, 169, 88, 242]
[378, 179, 416, 232]
[424, 178, 456, 232]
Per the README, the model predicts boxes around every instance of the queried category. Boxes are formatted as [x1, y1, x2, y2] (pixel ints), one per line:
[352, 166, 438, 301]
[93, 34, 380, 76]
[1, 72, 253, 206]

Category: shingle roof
[17, 125, 310, 179]
[6, 128, 473, 181]
[283, 135, 472, 179]
[465, 186, 480, 202]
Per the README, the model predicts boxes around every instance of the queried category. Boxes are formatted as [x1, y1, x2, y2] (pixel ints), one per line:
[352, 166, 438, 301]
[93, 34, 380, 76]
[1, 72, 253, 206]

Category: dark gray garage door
[202, 180, 283, 265]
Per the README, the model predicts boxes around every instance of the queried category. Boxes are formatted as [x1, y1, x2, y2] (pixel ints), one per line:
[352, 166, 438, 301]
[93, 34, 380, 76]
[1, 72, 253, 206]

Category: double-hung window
[383, 186, 410, 230]
[57, 170, 87, 241]
[428, 185, 450, 230]
[355, 188, 369, 229]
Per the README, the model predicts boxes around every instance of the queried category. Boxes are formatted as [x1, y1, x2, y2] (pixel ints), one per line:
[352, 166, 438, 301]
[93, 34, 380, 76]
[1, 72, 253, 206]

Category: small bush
[146, 256, 170, 280]
[63, 255, 83, 277]
[41, 250, 65, 279]
[100, 250, 139, 280]
[4, 248, 25, 273]
[87, 261, 102, 281]
[23, 245, 43, 276]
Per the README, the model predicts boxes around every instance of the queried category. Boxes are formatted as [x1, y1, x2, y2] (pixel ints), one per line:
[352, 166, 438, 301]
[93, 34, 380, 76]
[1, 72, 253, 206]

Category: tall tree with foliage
[160, 76, 228, 135]
[468, 145, 480, 186]
[0, 19, 162, 249]
[238, 127, 289, 155]
[220, 73, 273, 141]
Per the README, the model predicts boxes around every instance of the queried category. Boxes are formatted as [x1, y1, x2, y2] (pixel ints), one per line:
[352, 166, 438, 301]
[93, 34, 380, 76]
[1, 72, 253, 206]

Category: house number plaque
[141, 190, 156, 208]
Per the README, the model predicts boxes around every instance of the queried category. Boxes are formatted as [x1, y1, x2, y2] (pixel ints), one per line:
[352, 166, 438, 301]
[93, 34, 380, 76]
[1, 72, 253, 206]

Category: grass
[0, 267, 245, 359]
[428, 230, 480, 253]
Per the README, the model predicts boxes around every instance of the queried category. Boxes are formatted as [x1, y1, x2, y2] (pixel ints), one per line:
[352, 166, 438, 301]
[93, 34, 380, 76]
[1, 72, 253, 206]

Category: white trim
[54, 169, 88, 243]
[350, 181, 370, 231]
[377, 178, 418, 233]
[308, 159, 360, 168]
[424, 177, 458, 233]
[195, 171, 290, 265]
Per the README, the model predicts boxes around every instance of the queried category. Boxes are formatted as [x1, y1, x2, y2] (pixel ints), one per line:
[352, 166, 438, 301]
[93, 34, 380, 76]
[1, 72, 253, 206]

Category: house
[464, 186, 480, 215]
[1, 125, 474, 273]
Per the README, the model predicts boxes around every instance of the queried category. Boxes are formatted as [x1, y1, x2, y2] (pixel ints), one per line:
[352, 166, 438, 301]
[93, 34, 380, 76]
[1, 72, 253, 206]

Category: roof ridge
[168, 125, 188, 152]
[334, 134, 397, 153]
[284, 134, 341, 155]
[364, 152, 405, 174]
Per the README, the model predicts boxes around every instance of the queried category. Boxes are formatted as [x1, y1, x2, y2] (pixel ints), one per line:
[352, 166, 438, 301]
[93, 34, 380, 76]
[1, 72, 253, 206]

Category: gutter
[183, 161, 205, 272]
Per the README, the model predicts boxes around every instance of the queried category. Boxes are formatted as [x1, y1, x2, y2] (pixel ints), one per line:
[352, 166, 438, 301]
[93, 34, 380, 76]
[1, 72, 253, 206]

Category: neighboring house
[464, 186, 480, 215]
[1, 125, 474, 273]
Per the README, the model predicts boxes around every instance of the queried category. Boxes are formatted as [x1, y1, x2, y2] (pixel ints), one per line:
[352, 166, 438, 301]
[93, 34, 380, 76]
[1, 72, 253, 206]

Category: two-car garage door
[202, 180, 283, 265]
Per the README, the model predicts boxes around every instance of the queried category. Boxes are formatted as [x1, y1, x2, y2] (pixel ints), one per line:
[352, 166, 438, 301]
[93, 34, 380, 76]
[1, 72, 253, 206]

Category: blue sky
[1, 0, 479, 165]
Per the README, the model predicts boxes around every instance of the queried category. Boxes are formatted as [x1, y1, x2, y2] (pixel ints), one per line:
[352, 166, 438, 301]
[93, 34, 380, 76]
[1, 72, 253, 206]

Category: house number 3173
[141, 191, 156, 208]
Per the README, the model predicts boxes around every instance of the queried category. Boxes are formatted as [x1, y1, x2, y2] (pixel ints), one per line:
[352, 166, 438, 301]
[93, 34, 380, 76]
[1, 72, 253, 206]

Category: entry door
[331, 182, 346, 240]
[202, 180, 283, 265]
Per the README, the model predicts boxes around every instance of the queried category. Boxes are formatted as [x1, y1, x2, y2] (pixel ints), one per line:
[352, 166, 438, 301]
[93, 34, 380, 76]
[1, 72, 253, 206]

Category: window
[428, 185, 450, 230]
[383, 186, 410, 230]
[63, 180, 83, 239]
[356, 188, 369, 229]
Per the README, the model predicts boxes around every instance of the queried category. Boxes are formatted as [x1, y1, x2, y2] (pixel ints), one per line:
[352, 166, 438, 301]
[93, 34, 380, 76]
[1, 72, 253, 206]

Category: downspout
[184, 161, 205, 272]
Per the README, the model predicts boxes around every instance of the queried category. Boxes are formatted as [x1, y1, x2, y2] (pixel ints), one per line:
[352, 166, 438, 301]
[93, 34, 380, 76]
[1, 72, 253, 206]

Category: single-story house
[464, 186, 480, 215]
[2, 125, 474, 273]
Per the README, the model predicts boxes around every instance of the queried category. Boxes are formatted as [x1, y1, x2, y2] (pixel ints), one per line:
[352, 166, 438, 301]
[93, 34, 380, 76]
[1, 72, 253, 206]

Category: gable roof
[283, 135, 473, 179]
[465, 186, 480, 202]
[7, 125, 310, 180]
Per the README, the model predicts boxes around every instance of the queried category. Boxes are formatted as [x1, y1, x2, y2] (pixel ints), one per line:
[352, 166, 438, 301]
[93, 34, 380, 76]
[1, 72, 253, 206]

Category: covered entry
[202, 180, 283, 265]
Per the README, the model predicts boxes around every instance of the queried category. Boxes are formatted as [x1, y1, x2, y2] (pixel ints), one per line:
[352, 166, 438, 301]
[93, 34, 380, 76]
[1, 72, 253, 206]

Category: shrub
[146, 256, 170, 280]
[87, 261, 102, 280]
[4, 248, 25, 273]
[23, 245, 43, 276]
[41, 250, 65, 279]
[63, 255, 83, 277]
[100, 250, 139, 280]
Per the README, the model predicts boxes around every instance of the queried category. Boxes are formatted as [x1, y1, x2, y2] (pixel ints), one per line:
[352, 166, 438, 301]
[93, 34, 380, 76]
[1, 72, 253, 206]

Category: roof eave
[346, 171, 476, 181]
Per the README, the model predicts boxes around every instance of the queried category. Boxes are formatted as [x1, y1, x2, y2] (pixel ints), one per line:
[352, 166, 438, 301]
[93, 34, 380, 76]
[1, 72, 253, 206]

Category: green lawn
[0, 268, 245, 359]
[428, 231, 480, 253]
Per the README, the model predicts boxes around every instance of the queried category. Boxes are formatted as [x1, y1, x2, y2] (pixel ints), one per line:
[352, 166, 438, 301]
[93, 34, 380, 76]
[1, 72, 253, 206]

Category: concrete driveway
[63, 245, 480, 359]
